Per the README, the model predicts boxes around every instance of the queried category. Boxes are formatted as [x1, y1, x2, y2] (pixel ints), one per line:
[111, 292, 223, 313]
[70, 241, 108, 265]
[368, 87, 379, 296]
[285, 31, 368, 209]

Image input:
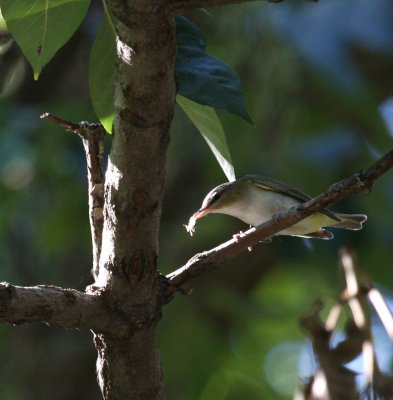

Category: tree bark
[88, 2, 177, 398]
[0, 283, 125, 332]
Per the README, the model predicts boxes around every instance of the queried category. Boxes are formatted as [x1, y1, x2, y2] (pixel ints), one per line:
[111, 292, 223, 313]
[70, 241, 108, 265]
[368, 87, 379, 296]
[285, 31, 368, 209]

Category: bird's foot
[232, 231, 253, 251]
[233, 231, 246, 242]
[272, 210, 286, 222]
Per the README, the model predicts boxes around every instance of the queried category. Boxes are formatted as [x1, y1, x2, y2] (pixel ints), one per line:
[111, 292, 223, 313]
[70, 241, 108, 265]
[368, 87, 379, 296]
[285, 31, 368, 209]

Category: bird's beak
[184, 207, 211, 236]
[192, 207, 210, 220]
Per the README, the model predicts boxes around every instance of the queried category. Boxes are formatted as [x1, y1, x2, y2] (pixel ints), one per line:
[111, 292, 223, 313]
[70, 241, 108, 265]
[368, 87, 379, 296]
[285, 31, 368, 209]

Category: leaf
[177, 95, 236, 182]
[88, 13, 116, 134]
[175, 17, 252, 124]
[0, 8, 6, 30]
[0, 0, 90, 79]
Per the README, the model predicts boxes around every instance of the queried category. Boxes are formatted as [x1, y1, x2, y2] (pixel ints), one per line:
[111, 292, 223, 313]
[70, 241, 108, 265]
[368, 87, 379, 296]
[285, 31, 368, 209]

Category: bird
[185, 175, 367, 240]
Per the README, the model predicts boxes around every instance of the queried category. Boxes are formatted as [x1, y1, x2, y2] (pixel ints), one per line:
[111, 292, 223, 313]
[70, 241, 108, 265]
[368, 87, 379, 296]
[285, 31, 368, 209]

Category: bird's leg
[233, 228, 272, 251]
[232, 231, 253, 251]
[272, 210, 286, 222]
[233, 230, 246, 242]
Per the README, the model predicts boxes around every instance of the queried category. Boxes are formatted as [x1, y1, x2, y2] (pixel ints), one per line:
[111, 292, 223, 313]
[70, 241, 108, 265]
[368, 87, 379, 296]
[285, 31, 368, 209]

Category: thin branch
[338, 248, 375, 385]
[0, 283, 128, 335]
[165, 148, 393, 296]
[299, 304, 358, 400]
[298, 248, 393, 399]
[41, 113, 105, 279]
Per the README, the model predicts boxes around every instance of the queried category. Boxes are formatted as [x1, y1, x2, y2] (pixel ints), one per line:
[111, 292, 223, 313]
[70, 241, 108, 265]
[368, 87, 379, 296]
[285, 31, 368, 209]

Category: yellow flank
[282, 212, 335, 235]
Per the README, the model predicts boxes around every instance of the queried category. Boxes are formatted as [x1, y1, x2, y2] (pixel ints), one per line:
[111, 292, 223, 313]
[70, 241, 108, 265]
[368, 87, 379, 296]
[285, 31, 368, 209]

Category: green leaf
[0, 0, 90, 79]
[175, 17, 252, 124]
[177, 95, 236, 182]
[88, 13, 115, 134]
[0, 8, 6, 30]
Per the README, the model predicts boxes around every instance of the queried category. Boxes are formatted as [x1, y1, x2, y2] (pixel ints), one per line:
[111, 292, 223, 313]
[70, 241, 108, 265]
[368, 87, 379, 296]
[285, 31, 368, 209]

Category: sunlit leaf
[88, 13, 115, 134]
[0, 0, 90, 79]
[175, 17, 252, 124]
[177, 95, 236, 182]
[0, 8, 6, 30]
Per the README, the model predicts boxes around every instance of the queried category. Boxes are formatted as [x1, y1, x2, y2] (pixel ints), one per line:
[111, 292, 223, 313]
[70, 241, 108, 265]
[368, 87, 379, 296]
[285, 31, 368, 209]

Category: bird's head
[185, 180, 244, 235]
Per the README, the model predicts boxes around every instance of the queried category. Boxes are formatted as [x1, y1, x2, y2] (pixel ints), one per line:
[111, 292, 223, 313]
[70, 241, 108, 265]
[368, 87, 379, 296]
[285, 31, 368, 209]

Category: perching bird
[185, 175, 367, 240]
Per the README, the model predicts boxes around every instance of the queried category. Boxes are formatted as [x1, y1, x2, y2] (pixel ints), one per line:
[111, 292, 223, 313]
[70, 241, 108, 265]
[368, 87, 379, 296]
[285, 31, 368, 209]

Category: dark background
[1, 0, 393, 398]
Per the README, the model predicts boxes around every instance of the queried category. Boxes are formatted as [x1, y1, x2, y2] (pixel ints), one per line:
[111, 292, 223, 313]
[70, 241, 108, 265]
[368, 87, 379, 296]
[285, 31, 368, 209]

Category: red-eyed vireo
[185, 175, 367, 240]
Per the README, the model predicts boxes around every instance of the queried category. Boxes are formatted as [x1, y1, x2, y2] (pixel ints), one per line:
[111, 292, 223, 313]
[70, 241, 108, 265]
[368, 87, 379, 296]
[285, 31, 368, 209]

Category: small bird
[185, 175, 367, 240]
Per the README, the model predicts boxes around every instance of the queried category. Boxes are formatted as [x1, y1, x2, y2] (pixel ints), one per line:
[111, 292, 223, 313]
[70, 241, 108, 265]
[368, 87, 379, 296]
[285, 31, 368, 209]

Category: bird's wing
[245, 175, 341, 222]
[247, 175, 311, 202]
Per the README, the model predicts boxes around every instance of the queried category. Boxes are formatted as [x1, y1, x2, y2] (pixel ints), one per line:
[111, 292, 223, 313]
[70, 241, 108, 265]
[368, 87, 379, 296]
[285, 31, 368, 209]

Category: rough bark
[0, 283, 127, 333]
[87, 1, 177, 399]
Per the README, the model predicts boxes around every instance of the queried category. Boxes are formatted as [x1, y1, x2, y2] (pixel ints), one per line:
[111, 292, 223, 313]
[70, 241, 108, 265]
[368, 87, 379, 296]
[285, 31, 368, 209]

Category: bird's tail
[332, 213, 367, 230]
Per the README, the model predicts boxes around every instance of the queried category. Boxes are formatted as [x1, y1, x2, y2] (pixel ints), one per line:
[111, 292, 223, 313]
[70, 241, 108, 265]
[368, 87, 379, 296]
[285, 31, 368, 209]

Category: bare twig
[297, 248, 393, 400]
[299, 307, 359, 400]
[338, 248, 375, 385]
[368, 288, 393, 340]
[165, 148, 393, 296]
[41, 113, 106, 279]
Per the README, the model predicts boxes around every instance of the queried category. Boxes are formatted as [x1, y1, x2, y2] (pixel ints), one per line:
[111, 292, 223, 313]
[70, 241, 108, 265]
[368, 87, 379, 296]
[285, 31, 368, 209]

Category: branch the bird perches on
[165, 148, 393, 297]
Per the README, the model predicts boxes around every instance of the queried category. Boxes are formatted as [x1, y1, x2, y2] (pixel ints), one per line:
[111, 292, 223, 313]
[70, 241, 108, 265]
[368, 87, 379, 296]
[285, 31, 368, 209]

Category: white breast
[216, 184, 301, 226]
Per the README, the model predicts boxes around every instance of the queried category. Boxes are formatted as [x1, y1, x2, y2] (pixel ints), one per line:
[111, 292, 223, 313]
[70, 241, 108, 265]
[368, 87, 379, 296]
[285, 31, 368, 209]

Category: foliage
[1, 2, 249, 178]
[177, 95, 235, 181]
[0, 0, 90, 79]
[88, 8, 115, 134]
[175, 16, 252, 124]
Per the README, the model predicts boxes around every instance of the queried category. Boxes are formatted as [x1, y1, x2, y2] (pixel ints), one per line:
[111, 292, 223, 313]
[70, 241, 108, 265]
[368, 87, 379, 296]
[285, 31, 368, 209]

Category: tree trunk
[89, 3, 177, 398]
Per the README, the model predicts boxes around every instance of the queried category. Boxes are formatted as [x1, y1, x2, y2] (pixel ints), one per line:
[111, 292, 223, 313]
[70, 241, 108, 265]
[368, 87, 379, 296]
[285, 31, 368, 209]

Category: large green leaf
[88, 13, 116, 134]
[175, 17, 252, 124]
[0, 0, 90, 79]
[177, 95, 236, 182]
[86, 15, 250, 134]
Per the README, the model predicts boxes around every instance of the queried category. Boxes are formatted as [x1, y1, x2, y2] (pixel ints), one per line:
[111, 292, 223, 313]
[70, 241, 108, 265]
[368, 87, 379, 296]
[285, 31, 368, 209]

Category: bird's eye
[209, 191, 221, 203]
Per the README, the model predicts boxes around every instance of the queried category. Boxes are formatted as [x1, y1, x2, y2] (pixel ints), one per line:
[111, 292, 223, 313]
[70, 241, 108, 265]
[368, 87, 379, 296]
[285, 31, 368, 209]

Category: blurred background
[1, 0, 393, 398]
